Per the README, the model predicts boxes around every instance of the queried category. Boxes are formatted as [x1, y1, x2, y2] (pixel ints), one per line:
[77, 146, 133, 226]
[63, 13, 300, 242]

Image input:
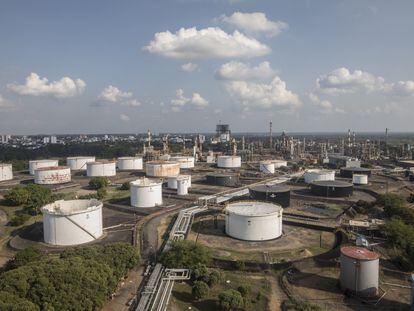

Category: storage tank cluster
[0, 163, 13, 182]
[66, 156, 96, 170]
[145, 161, 180, 177]
[130, 178, 163, 208]
[86, 161, 116, 177]
[260, 161, 275, 174]
[169, 156, 195, 169]
[225, 201, 283, 241]
[117, 156, 143, 170]
[42, 199, 103, 246]
[310, 180, 354, 197]
[353, 174, 368, 185]
[304, 169, 335, 184]
[217, 156, 242, 168]
[167, 175, 192, 189]
[29, 159, 59, 175]
[340, 167, 371, 178]
[206, 172, 239, 187]
[249, 184, 291, 208]
[34, 166, 71, 185]
[340, 246, 379, 297]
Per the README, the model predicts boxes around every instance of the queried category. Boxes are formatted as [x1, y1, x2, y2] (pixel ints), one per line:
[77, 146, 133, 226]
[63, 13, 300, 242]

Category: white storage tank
[66, 156, 96, 170]
[304, 169, 335, 184]
[86, 161, 116, 177]
[260, 161, 275, 174]
[177, 177, 189, 195]
[272, 160, 288, 168]
[170, 156, 195, 169]
[167, 175, 191, 189]
[0, 163, 13, 182]
[130, 178, 163, 208]
[217, 156, 242, 168]
[225, 201, 283, 241]
[117, 157, 143, 170]
[146, 161, 180, 177]
[159, 154, 171, 161]
[34, 166, 71, 185]
[42, 199, 103, 246]
[29, 159, 59, 175]
[353, 174, 368, 185]
[340, 246, 379, 297]
[206, 155, 216, 163]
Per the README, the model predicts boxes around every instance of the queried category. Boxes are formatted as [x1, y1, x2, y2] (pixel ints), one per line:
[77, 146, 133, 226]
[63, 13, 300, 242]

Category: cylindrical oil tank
[249, 184, 290, 208]
[225, 201, 283, 241]
[86, 161, 116, 177]
[29, 159, 59, 175]
[340, 167, 371, 178]
[145, 161, 180, 177]
[340, 246, 379, 297]
[130, 178, 163, 208]
[217, 156, 242, 168]
[35, 166, 71, 185]
[272, 160, 288, 168]
[42, 199, 103, 246]
[168, 175, 191, 189]
[66, 156, 96, 170]
[159, 154, 171, 161]
[206, 173, 239, 186]
[0, 163, 13, 182]
[117, 156, 143, 170]
[260, 161, 275, 174]
[177, 177, 189, 195]
[304, 169, 335, 184]
[310, 180, 353, 197]
[353, 174, 368, 185]
[169, 156, 195, 169]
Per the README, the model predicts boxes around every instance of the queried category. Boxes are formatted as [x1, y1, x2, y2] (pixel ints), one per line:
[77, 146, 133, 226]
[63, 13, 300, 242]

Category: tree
[159, 240, 211, 269]
[4, 187, 30, 206]
[119, 182, 130, 190]
[237, 284, 251, 298]
[3, 247, 42, 271]
[24, 184, 53, 214]
[218, 289, 245, 311]
[89, 177, 109, 190]
[97, 188, 107, 200]
[208, 269, 223, 287]
[192, 281, 209, 300]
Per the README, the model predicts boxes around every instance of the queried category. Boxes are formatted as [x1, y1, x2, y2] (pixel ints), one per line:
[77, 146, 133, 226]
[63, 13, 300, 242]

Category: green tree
[4, 187, 30, 206]
[97, 188, 107, 200]
[218, 289, 245, 311]
[3, 247, 42, 271]
[237, 284, 251, 298]
[24, 184, 53, 214]
[208, 269, 223, 287]
[159, 240, 211, 269]
[192, 281, 209, 300]
[89, 177, 109, 190]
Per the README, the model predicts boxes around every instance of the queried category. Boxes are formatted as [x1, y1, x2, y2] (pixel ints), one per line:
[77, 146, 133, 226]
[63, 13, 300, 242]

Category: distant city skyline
[1, 0, 414, 134]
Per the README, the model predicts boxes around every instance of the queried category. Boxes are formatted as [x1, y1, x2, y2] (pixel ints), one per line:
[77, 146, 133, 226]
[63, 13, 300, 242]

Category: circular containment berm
[29, 159, 59, 175]
[304, 169, 335, 184]
[86, 161, 116, 177]
[34, 166, 71, 185]
[117, 156, 143, 170]
[206, 172, 239, 187]
[42, 199, 103, 246]
[249, 184, 291, 208]
[340, 167, 371, 178]
[169, 156, 195, 169]
[145, 161, 180, 177]
[130, 178, 163, 208]
[353, 174, 368, 185]
[217, 156, 242, 168]
[340, 246, 379, 297]
[66, 156, 96, 170]
[0, 163, 13, 182]
[310, 180, 353, 197]
[225, 201, 283, 241]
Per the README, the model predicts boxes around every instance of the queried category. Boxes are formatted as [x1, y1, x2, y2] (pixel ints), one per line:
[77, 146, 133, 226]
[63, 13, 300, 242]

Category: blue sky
[1, 0, 414, 134]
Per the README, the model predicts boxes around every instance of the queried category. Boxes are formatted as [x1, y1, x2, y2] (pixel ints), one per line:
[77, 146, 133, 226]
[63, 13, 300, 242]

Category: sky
[0, 0, 414, 134]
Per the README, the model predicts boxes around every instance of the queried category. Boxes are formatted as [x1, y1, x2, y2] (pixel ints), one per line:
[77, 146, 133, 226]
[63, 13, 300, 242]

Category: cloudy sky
[1, 0, 414, 134]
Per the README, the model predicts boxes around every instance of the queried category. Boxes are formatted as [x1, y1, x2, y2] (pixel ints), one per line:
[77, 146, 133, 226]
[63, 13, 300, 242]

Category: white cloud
[119, 114, 130, 122]
[170, 89, 209, 111]
[308, 92, 344, 114]
[218, 12, 288, 37]
[98, 85, 141, 107]
[144, 27, 270, 59]
[391, 80, 414, 96]
[215, 61, 275, 81]
[7, 72, 86, 98]
[0, 94, 15, 110]
[181, 62, 199, 72]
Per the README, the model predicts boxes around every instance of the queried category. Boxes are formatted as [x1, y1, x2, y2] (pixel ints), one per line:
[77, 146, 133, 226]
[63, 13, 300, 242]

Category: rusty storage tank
[249, 184, 290, 208]
[206, 172, 239, 186]
[66, 156, 96, 170]
[29, 159, 59, 175]
[310, 180, 353, 197]
[0, 163, 13, 182]
[34, 166, 71, 185]
[340, 246, 379, 297]
[145, 161, 180, 177]
[340, 167, 371, 178]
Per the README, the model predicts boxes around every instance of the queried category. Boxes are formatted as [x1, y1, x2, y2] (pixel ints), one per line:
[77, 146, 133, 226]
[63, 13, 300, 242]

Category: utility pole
[269, 121, 273, 149]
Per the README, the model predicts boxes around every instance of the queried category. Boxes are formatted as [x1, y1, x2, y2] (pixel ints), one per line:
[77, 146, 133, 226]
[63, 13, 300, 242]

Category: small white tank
[117, 157, 143, 170]
[304, 169, 335, 184]
[66, 156, 96, 170]
[170, 156, 195, 169]
[206, 155, 216, 163]
[168, 175, 191, 189]
[42, 199, 103, 246]
[217, 156, 242, 168]
[0, 163, 13, 181]
[353, 174, 368, 185]
[146, 161, 180, 177]
[29, 159, 59, 175]
[130, 178, 163, 208]
[34, 166, 71, 184]
[260, 161, 275, 174]
[86, 161, 116, 177]
[177, 177, 189, 195]
[159, 154, 171, 161]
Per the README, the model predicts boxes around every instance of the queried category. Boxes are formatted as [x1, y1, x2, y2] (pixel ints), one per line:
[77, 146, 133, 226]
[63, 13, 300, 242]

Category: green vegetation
[282, 299, 322, 311]
[192, 281, 210, 300]
[218, 289, 245, 310]
[160, 240, 211, 269]
[89, 176, 109, 189]
[119, 181, 130, 190]
[0, 243, 140, 310]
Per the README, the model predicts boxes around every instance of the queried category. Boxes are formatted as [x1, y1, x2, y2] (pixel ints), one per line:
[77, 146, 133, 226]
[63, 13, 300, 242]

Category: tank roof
[146, 161, 179, 165]
[311, 180, 352, 187]
[67, 156, 95, 159]
[29, 159, 58, 163]
[306, 169, 334, 174]
[36, 166, 69, 171]
[226, 201, 282, 217]
[117, 156, 142, 160]
[130, 178, 162, 187]
[88, 161, 115, 165]
[250, 184, 290, 193]
[0, 163, 12, 167]
[218, 155, 241, 158]
[341, 246, 379, 260]
[42, 199, 102, 215]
